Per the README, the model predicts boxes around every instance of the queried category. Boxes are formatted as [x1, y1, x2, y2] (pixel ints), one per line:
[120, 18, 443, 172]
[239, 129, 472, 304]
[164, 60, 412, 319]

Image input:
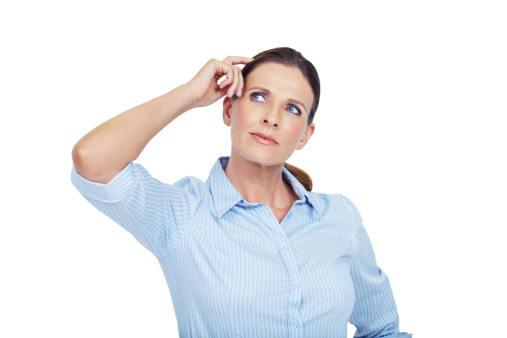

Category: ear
[222, 96, 232, 126]
[296, 122, 315, 150]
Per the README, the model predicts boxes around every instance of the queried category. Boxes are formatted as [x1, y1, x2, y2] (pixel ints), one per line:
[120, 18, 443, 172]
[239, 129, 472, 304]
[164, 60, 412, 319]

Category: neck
[224, 149, 296, 209]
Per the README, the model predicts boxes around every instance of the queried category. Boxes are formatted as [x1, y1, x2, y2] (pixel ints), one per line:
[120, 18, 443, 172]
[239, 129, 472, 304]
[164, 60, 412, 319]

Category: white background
[1, 1, 506, 337]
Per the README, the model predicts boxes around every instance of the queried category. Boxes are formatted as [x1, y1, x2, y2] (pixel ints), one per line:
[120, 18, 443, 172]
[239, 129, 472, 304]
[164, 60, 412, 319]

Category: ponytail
[284, 163, 313, 192]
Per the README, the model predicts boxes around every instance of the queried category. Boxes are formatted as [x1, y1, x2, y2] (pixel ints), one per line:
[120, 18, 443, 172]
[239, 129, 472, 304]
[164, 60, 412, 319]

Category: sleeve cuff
[394, 333, 412, 338]
[70, 162, 134, 202]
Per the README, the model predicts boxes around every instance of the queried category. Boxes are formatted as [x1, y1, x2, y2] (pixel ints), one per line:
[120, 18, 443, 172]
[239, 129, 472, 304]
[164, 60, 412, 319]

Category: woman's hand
[186, 56, 254, 108]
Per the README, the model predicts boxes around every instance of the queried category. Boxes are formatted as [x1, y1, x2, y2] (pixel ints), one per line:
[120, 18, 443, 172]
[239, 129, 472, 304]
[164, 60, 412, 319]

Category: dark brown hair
[240, 47, 320, 191]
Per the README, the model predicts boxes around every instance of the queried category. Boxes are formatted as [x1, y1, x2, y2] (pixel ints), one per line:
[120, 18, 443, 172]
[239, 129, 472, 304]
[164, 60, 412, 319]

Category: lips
[250, 132, 278, 145]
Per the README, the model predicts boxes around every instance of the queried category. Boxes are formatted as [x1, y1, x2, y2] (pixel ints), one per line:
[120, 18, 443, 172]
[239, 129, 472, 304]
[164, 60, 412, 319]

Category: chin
[238, 147, 291, 167]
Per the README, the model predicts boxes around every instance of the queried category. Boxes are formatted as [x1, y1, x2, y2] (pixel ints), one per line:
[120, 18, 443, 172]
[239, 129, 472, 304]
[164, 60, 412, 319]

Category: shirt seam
[121, 169, 163, 257]
[155, 182, 188, 261]
[337, 194, 362, 255]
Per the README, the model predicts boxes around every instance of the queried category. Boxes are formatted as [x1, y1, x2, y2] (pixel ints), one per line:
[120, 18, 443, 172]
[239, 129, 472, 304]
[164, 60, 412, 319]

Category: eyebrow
[247, 86, 308, 113]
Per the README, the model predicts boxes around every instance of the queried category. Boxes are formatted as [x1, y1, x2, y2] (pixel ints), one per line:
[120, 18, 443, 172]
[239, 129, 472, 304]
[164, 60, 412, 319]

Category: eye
[287, 105, 301, 115]
[250, 92, 266, 102]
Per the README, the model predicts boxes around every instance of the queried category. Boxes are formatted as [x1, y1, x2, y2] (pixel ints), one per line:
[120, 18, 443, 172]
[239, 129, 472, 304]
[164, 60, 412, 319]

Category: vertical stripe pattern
[71, 156, 411, 338]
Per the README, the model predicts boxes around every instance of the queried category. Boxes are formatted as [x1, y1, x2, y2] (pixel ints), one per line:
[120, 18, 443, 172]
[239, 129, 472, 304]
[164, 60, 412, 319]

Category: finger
[222, 56, 254, 66]
[233, 66, 243, 97]
[216, 63, 234, 89]
[219, 77, 232, 89]
[228, 66, 240, 98]
[237, 67, 245, 97]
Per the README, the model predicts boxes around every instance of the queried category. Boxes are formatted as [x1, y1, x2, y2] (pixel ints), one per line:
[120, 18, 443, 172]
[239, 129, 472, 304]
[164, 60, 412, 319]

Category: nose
[261, 107, 279, 128]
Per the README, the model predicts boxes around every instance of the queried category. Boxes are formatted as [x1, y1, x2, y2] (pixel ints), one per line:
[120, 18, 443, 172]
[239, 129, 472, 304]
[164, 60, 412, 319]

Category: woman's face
[222, 62, 315, 167]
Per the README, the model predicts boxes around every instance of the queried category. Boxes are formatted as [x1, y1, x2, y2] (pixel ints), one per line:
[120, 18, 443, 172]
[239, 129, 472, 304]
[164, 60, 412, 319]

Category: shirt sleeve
[70, 162, 203, 259]
[340, 195, 411, 338]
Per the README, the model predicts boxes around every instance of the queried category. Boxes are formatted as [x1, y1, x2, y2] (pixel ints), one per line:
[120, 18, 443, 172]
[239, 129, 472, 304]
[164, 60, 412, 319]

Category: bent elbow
[71, 145, 113, 184]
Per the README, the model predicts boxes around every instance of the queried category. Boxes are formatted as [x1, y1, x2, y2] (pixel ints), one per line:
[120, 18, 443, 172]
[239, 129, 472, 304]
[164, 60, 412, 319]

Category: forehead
[245, 62, 314, 111]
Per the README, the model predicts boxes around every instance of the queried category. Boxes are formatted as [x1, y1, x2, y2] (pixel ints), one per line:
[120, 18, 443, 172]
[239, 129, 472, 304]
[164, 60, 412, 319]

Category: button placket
[265, 206, 303, 337]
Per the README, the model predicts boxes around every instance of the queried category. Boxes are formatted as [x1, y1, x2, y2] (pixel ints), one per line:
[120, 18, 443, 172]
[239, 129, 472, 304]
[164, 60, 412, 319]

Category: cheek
[285, 123, 306, 143]
[230, 108, 252, 143]
[232, 105, 257, 127]
[236, 112, 251, 126]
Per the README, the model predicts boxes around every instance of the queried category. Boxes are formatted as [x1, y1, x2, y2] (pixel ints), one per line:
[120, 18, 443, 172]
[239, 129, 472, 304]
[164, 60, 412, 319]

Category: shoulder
[304, 192, 364, 248]
[169, 175, 205, 194]
[308, 192, 363, 234]
[307, 191, 363, 226]
[334, 194, 362, 221]
[128, 163, 206, 201]
[155, 173, 206, 202]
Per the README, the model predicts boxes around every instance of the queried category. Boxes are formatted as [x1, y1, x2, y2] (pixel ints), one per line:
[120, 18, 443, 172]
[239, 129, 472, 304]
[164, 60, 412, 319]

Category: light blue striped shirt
[71, 156, 411, 338]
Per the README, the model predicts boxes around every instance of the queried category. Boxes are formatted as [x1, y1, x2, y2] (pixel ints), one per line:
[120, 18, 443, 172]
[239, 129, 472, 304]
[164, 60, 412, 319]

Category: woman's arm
[337, 194, 411, 337]
[72, 56, 252, 184]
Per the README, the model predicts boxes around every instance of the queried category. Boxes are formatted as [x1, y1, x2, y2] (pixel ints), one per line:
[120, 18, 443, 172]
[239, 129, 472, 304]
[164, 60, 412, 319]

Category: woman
[71, 47, 411, 337]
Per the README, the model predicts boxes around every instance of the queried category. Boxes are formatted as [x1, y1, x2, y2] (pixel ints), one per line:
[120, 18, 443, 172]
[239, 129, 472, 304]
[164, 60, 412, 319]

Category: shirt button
[294, 322, 300, 330]
[281, 243, 288, 250]
[293, 281, 300, 288]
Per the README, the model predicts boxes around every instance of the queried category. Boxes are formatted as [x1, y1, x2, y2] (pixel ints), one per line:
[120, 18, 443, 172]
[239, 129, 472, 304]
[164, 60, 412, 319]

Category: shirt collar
[208, 156, 323, 220]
